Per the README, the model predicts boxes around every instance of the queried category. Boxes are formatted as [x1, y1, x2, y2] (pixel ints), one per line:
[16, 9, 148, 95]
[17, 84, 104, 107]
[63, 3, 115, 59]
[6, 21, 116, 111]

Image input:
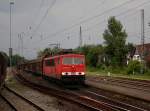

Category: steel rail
[14, 73, 124, 111]
[92, 77, 150, 92]
[4, 85, 45, 111]
[101, 77, 150, 87]
[14, 71, 148, 111]
[86, 90, 147, 111]
[0, 94, 17, 111]
[96, 76, 150, 86]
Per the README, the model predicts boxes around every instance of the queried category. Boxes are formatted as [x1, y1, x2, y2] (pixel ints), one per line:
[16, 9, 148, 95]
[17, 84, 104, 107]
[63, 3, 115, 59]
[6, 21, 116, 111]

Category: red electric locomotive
[19, 51, 86, 84]
[43, 53, 85, 84]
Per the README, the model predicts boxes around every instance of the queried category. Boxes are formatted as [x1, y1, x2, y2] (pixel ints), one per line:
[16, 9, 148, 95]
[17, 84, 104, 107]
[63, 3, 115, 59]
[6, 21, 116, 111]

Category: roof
[135, 43, 150, 56]
[134, 43, 150, 63]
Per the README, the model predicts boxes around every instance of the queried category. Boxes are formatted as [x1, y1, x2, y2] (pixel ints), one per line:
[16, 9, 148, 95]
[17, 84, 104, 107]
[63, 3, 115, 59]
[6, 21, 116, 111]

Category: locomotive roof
[19, 53, 84, 64]
[44, 53, 84, 60]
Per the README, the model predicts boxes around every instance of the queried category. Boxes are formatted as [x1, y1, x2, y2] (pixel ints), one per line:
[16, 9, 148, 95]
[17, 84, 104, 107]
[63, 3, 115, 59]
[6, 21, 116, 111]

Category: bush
[96, 64, 107, 70]
[85, 45, 103, 67]
[127, 60, 142, 74]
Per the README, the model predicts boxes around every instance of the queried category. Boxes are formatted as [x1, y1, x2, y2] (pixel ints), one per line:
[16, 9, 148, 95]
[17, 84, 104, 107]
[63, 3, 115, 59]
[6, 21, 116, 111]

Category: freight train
[19, 50, 86, 85]
[0, 52, 8, 91]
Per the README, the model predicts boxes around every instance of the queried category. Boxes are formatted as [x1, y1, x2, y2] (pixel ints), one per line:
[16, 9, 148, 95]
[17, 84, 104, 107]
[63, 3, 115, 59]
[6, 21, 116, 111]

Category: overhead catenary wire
[22, 11, 150, 54]
[30, 0, 56, 38]
[20, 0, 150, 57]
[17, 0, 45, 53]
[41, 0, 136, 39]
[83, 10, 140, 33]
[31, 0, 107, 38]
[29, 0, 45, 30]
[71, 0, 107, 23]
[25, 14, 149, 53]
[30, 0, 150, 45]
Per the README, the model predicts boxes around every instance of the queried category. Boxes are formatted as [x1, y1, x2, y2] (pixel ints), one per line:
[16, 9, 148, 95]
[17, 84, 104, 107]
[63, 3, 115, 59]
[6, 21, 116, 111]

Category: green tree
[127, 43, 135, 54]
[75, 45, 103, 67]
[37, 48, 61, 58]
[75, 45, 92, 55]
[87, 45, 103, 67]
[11, 54, 25, 66]
[103, 16, 128, 67]
[127, 60, 141, 74]
[37, 48, 52, 57]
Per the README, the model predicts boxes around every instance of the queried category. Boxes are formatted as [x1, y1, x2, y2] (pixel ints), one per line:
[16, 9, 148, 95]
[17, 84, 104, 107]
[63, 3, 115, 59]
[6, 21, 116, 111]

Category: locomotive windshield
[63, 57, 84, 65]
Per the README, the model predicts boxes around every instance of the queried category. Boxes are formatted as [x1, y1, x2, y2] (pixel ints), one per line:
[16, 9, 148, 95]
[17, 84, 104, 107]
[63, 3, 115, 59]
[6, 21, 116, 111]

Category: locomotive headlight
[62, 72, 66, 75]
[81, 72, 85, 75]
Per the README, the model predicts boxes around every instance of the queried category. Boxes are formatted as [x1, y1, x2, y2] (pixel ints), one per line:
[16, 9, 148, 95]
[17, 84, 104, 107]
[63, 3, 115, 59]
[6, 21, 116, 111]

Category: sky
[0, 0, 150, 59]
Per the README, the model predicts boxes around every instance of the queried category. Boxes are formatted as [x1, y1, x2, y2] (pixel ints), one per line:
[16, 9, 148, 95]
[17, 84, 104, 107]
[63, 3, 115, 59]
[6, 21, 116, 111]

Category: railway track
[1, 85, 45, 111]
[89, 76, 150, 92]
[14, 72, 148, 111]
[71, 89, 148, 111]
[15, 73, 112, 111]
[0, 94, 17, 111]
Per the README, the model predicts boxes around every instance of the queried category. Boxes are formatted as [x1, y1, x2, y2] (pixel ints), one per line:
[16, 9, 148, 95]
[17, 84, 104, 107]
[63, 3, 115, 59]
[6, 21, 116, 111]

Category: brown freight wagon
[0, 52, 8, 91]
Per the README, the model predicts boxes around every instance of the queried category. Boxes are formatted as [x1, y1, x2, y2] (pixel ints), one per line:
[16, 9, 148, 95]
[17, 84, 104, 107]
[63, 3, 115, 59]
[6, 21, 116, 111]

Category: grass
[86, 66, 150, 80]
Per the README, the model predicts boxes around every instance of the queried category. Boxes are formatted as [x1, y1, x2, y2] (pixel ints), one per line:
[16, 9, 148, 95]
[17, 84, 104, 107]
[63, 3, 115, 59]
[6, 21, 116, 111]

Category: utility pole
[89, 34, 91, 44]
[58, 43, 60, 49]
[21, 34, 24, 57]
[79, 26, 82, 47]
[18, 34, 21, 55]
[18, 33, 24, 57]
[9, 1, 14, 68]
[141, 9, 145, 74]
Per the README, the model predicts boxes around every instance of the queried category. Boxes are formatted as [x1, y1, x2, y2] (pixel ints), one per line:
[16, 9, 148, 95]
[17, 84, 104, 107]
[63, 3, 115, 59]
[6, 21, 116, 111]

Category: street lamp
[9, 0, 14, 68]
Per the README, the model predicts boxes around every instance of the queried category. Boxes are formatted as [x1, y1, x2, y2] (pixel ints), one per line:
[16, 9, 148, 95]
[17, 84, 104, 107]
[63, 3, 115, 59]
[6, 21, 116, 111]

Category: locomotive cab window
[63, 57, 84, 65]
